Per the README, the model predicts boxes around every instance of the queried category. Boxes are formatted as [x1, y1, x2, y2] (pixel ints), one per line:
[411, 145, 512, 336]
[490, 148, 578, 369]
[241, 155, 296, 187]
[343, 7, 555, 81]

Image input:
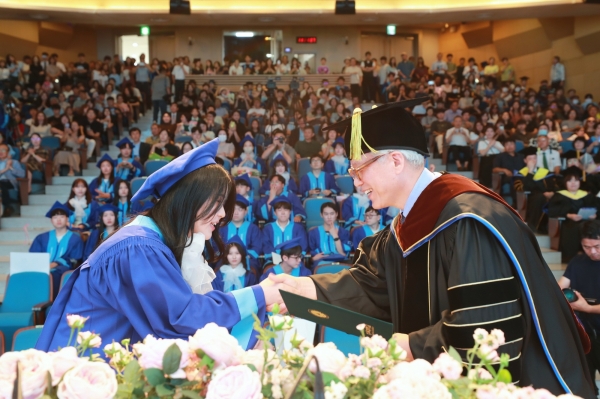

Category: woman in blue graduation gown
[114, 138, 144, 182]
[88, 154, 118, 205]
[37, 139, 289, 355]
[113, 180, 132, 226]
[308, 202, 351, 266]
[259, 238, 312, 282]
[324, 138, 350, 176]
[212, 236, 259, 293]
[259, 155, 298, 195]
[65, 178, 99, 232]
[30, 201, 84, 297]
[83, 203, 119, 261]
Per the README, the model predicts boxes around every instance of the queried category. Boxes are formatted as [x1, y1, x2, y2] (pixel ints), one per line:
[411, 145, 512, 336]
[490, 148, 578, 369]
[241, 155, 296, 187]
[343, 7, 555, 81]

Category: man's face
[274, 206, 291, 223]
[130, 130, 141, 143]
[87, 110, 95, 120]
[170, 104, 178, 113]
[517, 123, 526, 132]
[310, 157, 323, 170]
[437, 112, 445, 121]
[351, 152, 397, 209]
[437, 53, 443, 61]
[232, 204, 247, 223]
[364, 211, 381, 228]
[538, 136, 549, 150]
[304, 129, 314, 141]
[505, 141, 516, 153]
[151, 125, 159, 137]
[236, 183, 251, 196]
[51, 214, 68, 229]
[453, 118, 463, 129]
[282, 253, 301, 269]
[451, 102, 458, 111]
[321, 207, 337, 225]
[447, 55, 453, 62]
[0, 146, 8, 160]
[270, 178, 284, 195]
[582, 238, 600, 261]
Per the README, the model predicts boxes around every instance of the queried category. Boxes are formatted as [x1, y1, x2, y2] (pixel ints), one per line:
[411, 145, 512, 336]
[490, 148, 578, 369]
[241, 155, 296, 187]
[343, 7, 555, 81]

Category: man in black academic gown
[270, 99, 595, 398]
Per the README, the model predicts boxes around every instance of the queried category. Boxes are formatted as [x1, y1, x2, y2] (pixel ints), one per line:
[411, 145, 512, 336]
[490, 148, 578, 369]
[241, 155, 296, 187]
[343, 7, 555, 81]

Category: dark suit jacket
[136, 142, 152, 165]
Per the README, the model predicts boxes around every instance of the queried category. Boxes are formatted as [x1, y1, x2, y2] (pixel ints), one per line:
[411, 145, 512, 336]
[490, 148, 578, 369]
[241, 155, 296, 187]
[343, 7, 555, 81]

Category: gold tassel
[349, 107, 377, 160]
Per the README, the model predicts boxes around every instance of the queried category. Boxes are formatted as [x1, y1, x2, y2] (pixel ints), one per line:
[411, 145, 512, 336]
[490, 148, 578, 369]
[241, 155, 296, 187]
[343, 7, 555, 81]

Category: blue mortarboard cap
[270, 195, 291, 207]
[270, 154, 289, 169]
[46, 201, 73, 218]
[275, 237, 302, 252]
[235, 173, 252, 187]
[131, 138, 218, 204]
[116, 138, 134, 148]
[333, 137, 345, 147]
[97, 203, 120, 215]
[240, 136, 256, 148]
[96, 154, 115, 168]
[227, 235, 247, 250]
[235, 194, 250, 208]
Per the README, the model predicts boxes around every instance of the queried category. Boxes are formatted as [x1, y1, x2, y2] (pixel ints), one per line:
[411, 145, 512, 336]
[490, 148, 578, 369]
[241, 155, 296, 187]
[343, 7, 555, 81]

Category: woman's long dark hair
[113, 180, 132, 205]
[96, 160, 115, 187]
[147, 164, 236, 265]
[94, 210, 119, 251]
[67, 178, 92, 210]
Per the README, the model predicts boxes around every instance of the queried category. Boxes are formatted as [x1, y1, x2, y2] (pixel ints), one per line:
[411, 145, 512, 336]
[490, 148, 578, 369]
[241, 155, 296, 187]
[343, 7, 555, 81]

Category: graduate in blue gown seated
[36, 139, 293, 355]
[218, 194, 262, 274]
[255, 174, 306, 223]
[113, 180, 132, 226]
[234, 174, 258, 224]
[83, 203, 119, 261]
[351, 206, 384, 250]
[299, 154, 340, 199]
[65, 178, 99, 233]
[341, 185, 388, 229]
[260, 155, 298, 195]
[233, 136, 267, 176]
[88, 154, 117, 205]
[324, 138, 350, 176]
[212, 236, 259, 293]
[261, 196, 308, 263]
[29, 201, 84, 298]
[114, 138, 144, 182]
[259, 237, 312, 281]
[308, 202, 352, 266]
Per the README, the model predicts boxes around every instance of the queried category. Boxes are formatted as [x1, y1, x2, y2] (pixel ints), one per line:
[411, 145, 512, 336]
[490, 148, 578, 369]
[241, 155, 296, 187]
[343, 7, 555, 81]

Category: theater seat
[313, 263, 351, 274]
[335, 175, 354, 195]
[320, 326, 360, 356]
[145, 160, 169, 175]
[297, 158, 311, 180]
[303, 197, 333, 229]
[131, 177, 147, 195]
[12, 326, 44, 351]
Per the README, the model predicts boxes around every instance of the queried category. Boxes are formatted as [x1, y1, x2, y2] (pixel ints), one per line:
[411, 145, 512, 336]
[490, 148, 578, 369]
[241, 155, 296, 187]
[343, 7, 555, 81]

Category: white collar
[402, 168, 441, 218]
[276, 220, 290, 231]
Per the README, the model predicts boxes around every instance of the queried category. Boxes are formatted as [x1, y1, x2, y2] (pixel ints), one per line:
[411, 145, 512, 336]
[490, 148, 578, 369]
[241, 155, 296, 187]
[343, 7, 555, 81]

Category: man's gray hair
[377, 149, 425, 169]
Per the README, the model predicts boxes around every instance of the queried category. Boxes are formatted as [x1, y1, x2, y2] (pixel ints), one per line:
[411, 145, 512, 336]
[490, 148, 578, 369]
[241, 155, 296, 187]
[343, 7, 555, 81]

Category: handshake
[258, 274, 317, 312]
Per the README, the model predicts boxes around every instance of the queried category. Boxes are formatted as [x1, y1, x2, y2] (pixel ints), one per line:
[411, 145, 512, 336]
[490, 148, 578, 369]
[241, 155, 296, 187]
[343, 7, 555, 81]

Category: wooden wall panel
[461, 26, 493, 49]
[575, 30, 600, 55]
[494, 27, 551, 59]
[539, 17, 574, 41]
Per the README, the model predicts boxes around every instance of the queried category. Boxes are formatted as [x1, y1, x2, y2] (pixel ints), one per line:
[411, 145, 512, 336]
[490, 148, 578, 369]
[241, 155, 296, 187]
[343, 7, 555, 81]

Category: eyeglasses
[364, 213, 380, 218]
[348, 153, 387, 180]
[287, 255, 302, 261]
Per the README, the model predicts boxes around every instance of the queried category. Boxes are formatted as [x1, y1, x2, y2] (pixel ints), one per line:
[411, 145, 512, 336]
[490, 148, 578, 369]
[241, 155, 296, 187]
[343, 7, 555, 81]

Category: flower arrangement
[0, 310, 583, 399]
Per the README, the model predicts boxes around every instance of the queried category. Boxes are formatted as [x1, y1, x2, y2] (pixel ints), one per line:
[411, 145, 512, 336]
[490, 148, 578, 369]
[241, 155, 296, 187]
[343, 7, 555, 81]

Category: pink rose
[49, 347, 86, 385]
[66, 315, 89, 329]
[76, 331, 102, 348]
[137, 335, 189, 379]
[432, 353, 463, 380]
[241, 349, 277, 373]
[188, 323, 243, 369]
[57, 362, 117, 399]
[206, 365, 262, 399]
[352, 365, 371, 379]
[0, 349, 51, 399]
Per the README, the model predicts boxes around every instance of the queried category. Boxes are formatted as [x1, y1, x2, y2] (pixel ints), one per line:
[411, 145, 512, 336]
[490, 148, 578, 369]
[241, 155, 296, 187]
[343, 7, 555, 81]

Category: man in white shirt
[445, 116, 474, 171]
[430, 53, 448, 77]
[536, 132, 561, 175]
[550, 56, 565, 90]
[247, 98, 266, 125]
[345, 58, 363, 100]
[172, 58, 188, 102]
[228, 59, 244, 76]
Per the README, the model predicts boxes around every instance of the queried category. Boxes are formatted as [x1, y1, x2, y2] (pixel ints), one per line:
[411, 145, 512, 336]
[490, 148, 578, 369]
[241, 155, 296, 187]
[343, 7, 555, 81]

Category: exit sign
[140, 26, 150, 36]
[296, 36, 317, 44]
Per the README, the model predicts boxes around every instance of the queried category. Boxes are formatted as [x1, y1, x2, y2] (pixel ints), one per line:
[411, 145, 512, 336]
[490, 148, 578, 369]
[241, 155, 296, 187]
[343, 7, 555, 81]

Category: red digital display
[296, 36, 317, 44]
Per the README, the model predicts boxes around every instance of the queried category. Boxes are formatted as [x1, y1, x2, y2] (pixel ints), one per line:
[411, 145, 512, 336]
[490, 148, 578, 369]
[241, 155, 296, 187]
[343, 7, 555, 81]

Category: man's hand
[293, 215, 302, 223]
[259, 275, 302, 312]
[50, 262, 58, 269]
[570, 290, 591, 312]
[322, 189, 332, 196]
[266, 274, 318, 312]
[567, 213, 583, 222]
[312, 253, 325, 261]
[391, 333, 414, 361]
[504, 169, 513, 177]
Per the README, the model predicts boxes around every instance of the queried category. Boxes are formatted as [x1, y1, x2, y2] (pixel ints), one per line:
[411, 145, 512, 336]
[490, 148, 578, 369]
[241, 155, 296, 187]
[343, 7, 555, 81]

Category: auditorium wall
[438, 16, 600, 97]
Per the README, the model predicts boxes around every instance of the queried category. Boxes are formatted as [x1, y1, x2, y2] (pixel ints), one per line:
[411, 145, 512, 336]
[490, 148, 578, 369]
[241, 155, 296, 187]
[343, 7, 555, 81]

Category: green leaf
[181, 390, 203, 399]
[497, 369, 512, 383]
[162, 344, 182, 376]
[144, 368, 166, 386]
[262, 384, 273, 398]
[155, 383, 174, 397]
[124, 360, 141, 384]
[199, 354, 215, 369]
[322, 372, 341, 386]
[170, 378, 187, 386]
[245, 363, 258, 372]
[447, 346, 463, 365]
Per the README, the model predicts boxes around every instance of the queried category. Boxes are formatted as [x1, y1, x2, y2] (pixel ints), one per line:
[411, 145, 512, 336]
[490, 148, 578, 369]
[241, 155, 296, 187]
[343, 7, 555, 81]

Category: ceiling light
[235, 32, 254, 38]
[444, 23, 449, 28]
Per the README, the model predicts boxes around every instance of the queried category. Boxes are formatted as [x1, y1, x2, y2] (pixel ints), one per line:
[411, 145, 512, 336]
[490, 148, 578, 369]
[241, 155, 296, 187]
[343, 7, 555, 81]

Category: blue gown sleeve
[299, 264, 313, 277]
[326, 173, 340, 194]
[351, 227, 366, 250]
[132, 160, 144, 178]
[29, 233, 46, 253]
[324, 160, 335, 175]
[233, 157, 242, 167]
[259, 268, 275, 282]
[65, 234, 84, 266]
[261, 225, 275, 259]
[290, 194, 307, 219]
[247, 224, 262, 259]
[257, 158, 266, 174]
[341, 197, 355, 226]
[84, 230, 100, 261]
[259, 179, 270, 195]
[339, 227, 352, 254]
[245, 270, 259, 287]
[88, 179, 99, 198]
[287, 178, 299, 194]
[308, 228, 321, 257]
[294, 224, 309, 253]
[92, 238, 266, 344]
[255, 197, 270, 222]
[299, 175, 310, 198]
[85, 201, 100, 229]
[211, 271, 225, 292]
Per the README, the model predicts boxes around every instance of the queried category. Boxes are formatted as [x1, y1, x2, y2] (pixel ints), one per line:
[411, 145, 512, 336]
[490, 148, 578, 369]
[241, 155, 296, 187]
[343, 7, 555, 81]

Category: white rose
[57, 362, 117, 399]
[307, 343, 347, 377]
[0, 349, 51, 399]
[374, 375, 451, 399]
[77, 331, 102, 348]
[66, 315, 89, 329]
[137, 335, 189, 379]
[49, 347, 86, 386]
[206, 365, 262, 399]
[241, 349, 277, 373]
[385, 359, 440, 383]
[189, 323, 244, 369]
[432, 353, 463, 380]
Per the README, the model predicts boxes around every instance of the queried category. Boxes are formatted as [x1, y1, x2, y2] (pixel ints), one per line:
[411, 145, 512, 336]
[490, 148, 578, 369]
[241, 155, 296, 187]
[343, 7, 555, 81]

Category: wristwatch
[333, 237, 340, 242]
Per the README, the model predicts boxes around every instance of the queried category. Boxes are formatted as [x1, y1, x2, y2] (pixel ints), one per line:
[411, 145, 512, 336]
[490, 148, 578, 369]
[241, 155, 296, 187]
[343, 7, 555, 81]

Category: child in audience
[234, 174, 258, 224]
[30, 201, 84, 297]
[255, 174, 306, 223]
[212, 236, 259, 293]
[114, 138, 144, 181]
[324, 138, 349, 175]
[299, 154, 339, 199]
[260, 237, 312, 281]
[261, 196, 308, 263]
[113, 180, 132, 226]
[351, 206, 384, 250]
[88, 154, 117, 204]
[219, 194, 262, 273]
[308, 202, 351, 266]
[260, 155, 298, 195]
[65, 178, 98, 232]
[83, 203, 119, 260]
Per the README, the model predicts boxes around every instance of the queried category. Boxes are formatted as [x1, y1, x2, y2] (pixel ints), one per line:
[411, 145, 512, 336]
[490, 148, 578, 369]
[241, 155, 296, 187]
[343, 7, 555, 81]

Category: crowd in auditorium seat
[0, 49, 599, 287]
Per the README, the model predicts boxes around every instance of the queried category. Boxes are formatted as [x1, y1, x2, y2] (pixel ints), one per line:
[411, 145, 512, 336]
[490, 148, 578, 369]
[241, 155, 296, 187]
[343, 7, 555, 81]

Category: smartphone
[427, 80, 434, 86]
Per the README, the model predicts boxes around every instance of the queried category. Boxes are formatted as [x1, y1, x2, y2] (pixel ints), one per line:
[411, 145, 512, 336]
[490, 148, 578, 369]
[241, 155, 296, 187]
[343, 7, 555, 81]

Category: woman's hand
[567, 213, 583, 221]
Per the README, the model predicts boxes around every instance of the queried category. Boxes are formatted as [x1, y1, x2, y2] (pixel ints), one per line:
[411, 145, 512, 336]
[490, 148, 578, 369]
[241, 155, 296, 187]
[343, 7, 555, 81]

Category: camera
[276, 137, 285, 144]
[266, 79, 277, 90]
[290, 77, 300, 91]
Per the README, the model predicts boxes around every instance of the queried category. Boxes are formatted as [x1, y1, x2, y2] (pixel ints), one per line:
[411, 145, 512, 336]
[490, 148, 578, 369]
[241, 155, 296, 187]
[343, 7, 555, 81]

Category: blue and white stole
[47, 230, 73, 267]
[307, 171, 326, 191]
[273, 221, 295, 247]
[99, 178, 113, 197]
[69, 203, 92, 226]
[226, 222, 258, 259]
[117, 200, 130, 226]
[115, 157, 133, 180]
[317, 226, 337, 255]
[272, 264, 301, 277]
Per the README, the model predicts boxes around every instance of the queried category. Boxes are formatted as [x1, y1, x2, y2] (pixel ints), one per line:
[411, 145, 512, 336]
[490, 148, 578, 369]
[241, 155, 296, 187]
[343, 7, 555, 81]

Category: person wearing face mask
[233, 136, 266, 175]
[216, 129, 235, 160]
[36, 139, 296, 357]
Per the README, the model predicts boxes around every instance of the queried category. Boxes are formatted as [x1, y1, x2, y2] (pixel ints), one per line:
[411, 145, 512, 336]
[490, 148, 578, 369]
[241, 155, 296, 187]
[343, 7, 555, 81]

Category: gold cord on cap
[349, 107, 377, 160]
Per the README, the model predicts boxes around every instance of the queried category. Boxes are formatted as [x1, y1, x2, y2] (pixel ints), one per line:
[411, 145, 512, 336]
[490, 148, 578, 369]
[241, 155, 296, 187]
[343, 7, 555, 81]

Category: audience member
[308, 202, 351, 266]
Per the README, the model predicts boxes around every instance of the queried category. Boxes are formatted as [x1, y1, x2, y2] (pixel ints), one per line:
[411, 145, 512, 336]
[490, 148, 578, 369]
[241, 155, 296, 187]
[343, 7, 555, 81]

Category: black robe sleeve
[310, 229, 393, 322]
[409, 218, 525, 378]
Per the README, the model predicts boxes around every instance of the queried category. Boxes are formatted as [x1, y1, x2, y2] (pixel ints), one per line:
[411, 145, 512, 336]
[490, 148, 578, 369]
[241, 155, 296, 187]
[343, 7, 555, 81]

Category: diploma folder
[280, 291, 394, 339]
